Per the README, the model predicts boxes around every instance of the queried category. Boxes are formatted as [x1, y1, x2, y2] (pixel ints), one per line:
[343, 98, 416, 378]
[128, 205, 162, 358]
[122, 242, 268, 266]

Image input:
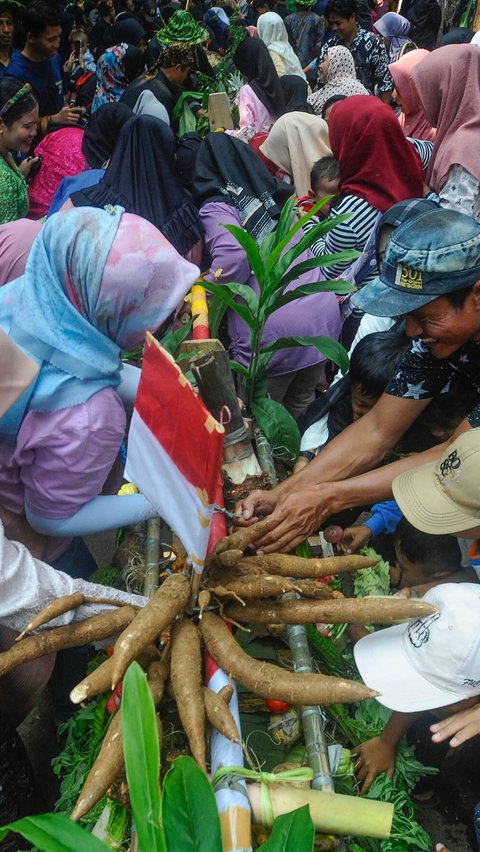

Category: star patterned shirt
[316, 28, 392, 94]
[386, 338, 480, 428]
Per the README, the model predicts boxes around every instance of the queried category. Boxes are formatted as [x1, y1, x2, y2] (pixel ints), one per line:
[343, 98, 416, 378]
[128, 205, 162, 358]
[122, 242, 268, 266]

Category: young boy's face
[312, 175, 339, 214]
[393, 538, 441, 589]
[351, 384, 379, 421]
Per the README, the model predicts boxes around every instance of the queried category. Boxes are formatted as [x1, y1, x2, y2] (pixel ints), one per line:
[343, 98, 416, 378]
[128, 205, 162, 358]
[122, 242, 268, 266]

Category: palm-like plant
[204, 196, 358, 459]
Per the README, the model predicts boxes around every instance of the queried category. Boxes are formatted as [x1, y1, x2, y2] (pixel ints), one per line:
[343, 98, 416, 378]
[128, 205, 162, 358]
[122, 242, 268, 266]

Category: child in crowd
[63, 29, 96, 75]
[294, 328, 409, 472]
[353, 583, 480, 801]
[297, 154, 339, 216]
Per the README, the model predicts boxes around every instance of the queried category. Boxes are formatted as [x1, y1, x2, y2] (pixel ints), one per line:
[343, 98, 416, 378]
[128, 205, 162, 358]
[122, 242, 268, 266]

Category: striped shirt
[305, 194, 380, 282]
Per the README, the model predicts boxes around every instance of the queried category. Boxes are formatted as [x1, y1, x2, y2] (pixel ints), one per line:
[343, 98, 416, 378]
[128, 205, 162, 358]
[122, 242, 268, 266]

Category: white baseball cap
[354, 583, 480, 712]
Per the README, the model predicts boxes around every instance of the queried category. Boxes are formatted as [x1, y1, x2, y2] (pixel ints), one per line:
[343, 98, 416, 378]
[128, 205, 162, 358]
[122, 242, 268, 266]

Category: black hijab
[233, 35, 286, 118]
[279, 75, 313, 113]
[82, 102, 133, 167]
[191, 133, 293, 241]
[71, 115, 203, 257]
[114, 17, 147, 46]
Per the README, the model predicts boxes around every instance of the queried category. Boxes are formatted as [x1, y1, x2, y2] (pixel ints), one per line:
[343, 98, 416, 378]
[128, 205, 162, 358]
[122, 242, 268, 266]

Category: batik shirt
[284, 11, 324, 67]
[386, 338, 480, 427]
[316, 28, 392, 94]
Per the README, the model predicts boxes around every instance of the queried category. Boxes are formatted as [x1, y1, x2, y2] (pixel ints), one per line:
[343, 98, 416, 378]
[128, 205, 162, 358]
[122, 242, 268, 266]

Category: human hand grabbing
[352, 735, 396, 795]
[336, 524, 372, 554]
[234, 487, 280, 527]
[51, 105, 83, 126]
[251, 486, 336, 553]
[19, 156, 40, 178]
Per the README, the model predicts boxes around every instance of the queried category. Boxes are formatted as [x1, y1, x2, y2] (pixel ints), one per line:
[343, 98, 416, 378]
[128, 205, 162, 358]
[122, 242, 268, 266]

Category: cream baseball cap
[354, 583, 480, 712]
[392, 429, 480, 535]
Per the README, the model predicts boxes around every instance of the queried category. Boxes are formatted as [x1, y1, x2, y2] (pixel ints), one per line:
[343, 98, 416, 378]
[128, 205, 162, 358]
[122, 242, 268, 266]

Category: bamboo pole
[254, 427, 333, 792]
[143, 518, 161, 599]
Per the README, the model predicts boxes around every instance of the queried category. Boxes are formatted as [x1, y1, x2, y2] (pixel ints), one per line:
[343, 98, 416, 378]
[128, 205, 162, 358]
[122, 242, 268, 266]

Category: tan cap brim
[392, 459, 480, 535]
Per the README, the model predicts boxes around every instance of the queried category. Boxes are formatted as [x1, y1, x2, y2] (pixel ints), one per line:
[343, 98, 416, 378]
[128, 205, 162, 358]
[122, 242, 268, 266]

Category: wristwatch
[298, 450, 316, 461]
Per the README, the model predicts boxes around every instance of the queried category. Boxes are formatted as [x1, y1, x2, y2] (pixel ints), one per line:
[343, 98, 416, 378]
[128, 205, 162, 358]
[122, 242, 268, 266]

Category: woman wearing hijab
[411, 44, 480, 221]
[192, 134, 342, 418]
[0, 206, 198, 568]
[257, 12, 307, 80]
[113, 17, 148, 49]
[204, 7, 230, 52]
[279, 75, 312, 112]
[47, 102, 133, 216]
[307, 45, 370, 116]
[92, 43, 144, 112]
[233, 35, 286, 133]
[259, 111, 331, 197]
[373, 12, 414, 61]
[388, 49, 435, 142]
[70, 115, 203, 259]
[305, 95, 424, 281]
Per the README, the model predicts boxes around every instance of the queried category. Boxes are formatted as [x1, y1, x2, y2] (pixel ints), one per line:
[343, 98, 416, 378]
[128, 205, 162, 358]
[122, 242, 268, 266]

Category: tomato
[266, 699, 291, 713]
[323, 525, 344, 543]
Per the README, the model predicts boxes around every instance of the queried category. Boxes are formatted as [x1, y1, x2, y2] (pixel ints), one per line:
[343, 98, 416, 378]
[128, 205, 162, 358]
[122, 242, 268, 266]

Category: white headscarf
[307, 45, 370, 115]
[259, 111, 332, 196]
[257, 12, 307, 79]
[471, 30, 480, 45]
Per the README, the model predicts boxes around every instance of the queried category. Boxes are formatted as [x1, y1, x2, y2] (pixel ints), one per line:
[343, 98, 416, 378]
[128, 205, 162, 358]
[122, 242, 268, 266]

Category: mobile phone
[28, 155, 43, 179]
[74, 39, 81, 59]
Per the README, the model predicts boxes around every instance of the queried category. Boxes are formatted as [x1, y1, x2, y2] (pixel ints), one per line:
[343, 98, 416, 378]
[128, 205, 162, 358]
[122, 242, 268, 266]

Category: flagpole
[190, 283, 253, 852]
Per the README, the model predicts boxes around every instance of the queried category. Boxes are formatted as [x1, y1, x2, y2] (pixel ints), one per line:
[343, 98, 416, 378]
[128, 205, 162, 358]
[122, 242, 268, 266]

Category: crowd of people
[1, 0, 480, 844]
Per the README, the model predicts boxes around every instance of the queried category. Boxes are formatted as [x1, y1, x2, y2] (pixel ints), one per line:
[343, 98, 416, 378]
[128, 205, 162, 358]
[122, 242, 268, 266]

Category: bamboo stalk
[143, 517, 161, 599]
[247, 783, 393, 838]
[254, 428, 333, 792]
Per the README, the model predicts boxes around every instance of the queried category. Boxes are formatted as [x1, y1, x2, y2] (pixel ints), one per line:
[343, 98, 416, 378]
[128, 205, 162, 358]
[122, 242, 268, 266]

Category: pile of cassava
[2, 520, 437, 821]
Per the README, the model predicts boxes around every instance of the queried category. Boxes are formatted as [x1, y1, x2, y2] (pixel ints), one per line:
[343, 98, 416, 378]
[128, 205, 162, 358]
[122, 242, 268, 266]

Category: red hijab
[328, 95, 424, 213]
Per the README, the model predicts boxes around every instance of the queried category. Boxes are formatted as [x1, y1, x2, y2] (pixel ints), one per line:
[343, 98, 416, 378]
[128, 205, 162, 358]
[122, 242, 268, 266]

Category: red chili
[106, 681, 123, 715]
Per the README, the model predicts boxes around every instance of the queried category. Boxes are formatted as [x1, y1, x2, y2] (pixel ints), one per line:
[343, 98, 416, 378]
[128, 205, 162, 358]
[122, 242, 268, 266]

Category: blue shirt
[7, 51, 65, 116]
[47, 169, 104, 216]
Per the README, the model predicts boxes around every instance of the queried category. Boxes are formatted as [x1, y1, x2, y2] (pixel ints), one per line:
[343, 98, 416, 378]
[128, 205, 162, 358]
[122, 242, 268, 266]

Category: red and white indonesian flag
[125, 334, 225, 573]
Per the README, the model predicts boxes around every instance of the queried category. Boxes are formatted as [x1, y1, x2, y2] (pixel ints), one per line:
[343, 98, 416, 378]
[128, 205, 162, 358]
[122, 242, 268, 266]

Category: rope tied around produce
[212, 765, 314, 825]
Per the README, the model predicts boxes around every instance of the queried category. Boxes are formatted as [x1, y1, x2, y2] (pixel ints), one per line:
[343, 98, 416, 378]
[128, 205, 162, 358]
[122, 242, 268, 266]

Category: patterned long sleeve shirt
[315, 28, 392, 94]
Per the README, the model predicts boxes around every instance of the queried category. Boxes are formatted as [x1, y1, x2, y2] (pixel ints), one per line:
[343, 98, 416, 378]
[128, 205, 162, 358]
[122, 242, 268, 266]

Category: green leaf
[202, 281, 256, 330]
[179, 101, 197, 136]
[161, 318, 193, 356]
[257, 806, 315, 852]
[265, 197, 332, 276]
[208, 291, 228, 339]
[0, 813, 107, 851]
[163, 756, 222, 852]
[260, 336, 349, 374]
[122, 662, 166, 852]
[270, 278, 354, 312]
[229, 360, 249, 378]
[258, 231, 276, 271]
[275, 253, 359, 294]
[251, 397, 300, 460]
[273, 213, 354, 284]
[271, 194, 297, 253]
[221, 223, 265, 286]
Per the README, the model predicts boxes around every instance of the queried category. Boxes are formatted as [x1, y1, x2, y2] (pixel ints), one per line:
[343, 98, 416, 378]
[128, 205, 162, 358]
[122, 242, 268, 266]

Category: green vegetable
[305, 624, 347, 678]
[355, 548, 391, 598]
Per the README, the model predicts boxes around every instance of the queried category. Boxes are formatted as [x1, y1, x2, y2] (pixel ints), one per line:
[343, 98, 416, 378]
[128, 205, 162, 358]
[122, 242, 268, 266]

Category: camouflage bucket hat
[157, 9, 208, 44]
